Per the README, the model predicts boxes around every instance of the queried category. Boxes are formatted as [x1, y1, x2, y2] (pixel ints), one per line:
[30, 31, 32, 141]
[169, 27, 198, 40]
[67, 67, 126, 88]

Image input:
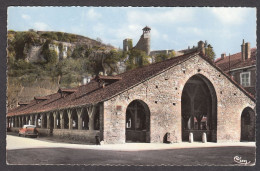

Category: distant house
[215, 40, 256, 96]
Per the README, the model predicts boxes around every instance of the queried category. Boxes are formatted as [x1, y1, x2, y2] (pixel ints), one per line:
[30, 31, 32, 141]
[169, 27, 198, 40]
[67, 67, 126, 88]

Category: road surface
[6, 135, 255, 166]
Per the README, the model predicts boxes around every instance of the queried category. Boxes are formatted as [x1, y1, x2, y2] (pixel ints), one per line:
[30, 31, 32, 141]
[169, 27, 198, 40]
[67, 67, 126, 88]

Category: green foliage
[155, 51, 176, 63]
[126, 49, 150, 70]
[71, 45, 86, 59]
[13, 32, 26, 60]
[204, 41, 216, 61]
[41, 40, 58, 64]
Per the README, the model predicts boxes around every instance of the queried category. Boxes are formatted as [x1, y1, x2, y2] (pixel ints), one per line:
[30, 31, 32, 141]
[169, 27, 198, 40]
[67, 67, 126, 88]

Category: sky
[8, 7, 256, 58]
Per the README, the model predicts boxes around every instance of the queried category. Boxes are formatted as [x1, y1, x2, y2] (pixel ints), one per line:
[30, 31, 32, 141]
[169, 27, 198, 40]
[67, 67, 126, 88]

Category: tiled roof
[7, 50, 255, 116]
[215, 48, 257, 72]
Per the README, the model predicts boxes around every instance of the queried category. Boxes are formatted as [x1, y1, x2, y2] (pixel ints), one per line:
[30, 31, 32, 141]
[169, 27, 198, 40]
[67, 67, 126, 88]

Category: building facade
[215, 40, 256, 96]
[7, 45, 255, 144]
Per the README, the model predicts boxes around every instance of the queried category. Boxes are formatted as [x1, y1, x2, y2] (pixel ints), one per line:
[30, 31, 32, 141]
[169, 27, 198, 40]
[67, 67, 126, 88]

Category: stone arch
[181, 74, 217, 142]
[82, 107, 89, 130]
[241, 107, 255, 142]
[71, 109, 78, 129]
[125, 99, 150, 143]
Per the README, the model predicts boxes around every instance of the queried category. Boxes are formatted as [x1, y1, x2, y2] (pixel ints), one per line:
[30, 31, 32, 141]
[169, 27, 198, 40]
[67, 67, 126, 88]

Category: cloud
[127, 8, 194, 25]
[177, 27, 203, 36]
[211, 7, 252, 25]
[83, 8, 102, 20]
[33, 22, 50, 31]
[21, 14, 31, 20]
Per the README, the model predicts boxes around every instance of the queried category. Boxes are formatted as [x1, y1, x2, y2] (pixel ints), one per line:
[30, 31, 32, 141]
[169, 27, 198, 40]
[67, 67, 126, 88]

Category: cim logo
[234, 156, 251, 165]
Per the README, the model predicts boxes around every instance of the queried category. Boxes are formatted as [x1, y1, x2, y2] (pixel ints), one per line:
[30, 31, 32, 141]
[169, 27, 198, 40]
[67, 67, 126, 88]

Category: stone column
[18, 116, 21, 127]
[59, 111, 64, 129]
[10, 117, 13, 127]
[76, 108, 83, 130]
[31, 115, 35, 125]
[53, 112, 57, 129]
[25, 115, 29, 125]
[41, 113, 45, 128]
[35, 115, 38, 127]
[88, 105, 96, 130]
[46, 113, 50, 129]
[67, 110, 73, 130]
[15, 116, 18, 127]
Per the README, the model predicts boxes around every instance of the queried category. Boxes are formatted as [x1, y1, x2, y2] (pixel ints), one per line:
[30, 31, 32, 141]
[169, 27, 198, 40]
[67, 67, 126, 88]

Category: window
[240, 72, 251, 87]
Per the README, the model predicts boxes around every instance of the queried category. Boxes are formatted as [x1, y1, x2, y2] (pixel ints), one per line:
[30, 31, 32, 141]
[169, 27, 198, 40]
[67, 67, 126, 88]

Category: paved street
[6, 135, 255, 166]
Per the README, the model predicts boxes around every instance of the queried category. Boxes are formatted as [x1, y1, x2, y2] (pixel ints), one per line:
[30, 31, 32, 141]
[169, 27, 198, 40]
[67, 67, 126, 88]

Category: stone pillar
[41, 113, 45, 128]
[76, 108, 83, 130]
[88, 106, 96, 130]
[18, 116, 21, 127]
[202, 132, 207, 143]
[60, 111, 64, 129]
[25, 115, 29, 125]
[31, 115, 35, 125]
[46, 113, 50, 129]
[53, 112, 57, 129]
[67, 110, 73, 130]
[15, 116, 18, 127]
[35, 115, 38, 127]
[10, 117, 14, 128]
[189, 132, 194, 143]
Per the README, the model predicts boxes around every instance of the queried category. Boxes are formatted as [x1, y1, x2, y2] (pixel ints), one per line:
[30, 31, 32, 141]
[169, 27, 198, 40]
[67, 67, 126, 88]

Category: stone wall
[135, 34, 150, 55]
[52, 129, 99, 143]
[103, 54, 255, 144]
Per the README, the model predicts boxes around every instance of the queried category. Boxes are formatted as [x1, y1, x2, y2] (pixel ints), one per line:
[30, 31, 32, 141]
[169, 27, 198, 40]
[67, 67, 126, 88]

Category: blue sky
[8, 7, 256, 58]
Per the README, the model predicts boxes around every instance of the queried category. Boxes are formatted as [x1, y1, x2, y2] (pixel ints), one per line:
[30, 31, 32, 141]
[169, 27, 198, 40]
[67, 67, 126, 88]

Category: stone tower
[134, 26, 151, 55]
[123, 38, 133, 52]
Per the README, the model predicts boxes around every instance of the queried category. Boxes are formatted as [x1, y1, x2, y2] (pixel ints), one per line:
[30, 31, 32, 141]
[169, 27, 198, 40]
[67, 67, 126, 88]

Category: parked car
[18, 125, 38, 138]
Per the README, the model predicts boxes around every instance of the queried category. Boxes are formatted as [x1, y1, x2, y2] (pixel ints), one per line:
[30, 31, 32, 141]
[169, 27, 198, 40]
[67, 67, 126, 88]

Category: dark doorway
[125, 100, 150, 143]
[241, 107, 255, 142]
[181, 74, 217, 142]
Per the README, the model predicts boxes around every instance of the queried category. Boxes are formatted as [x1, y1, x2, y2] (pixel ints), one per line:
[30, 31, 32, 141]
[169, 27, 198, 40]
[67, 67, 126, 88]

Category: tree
[155, 51, 176, 63]
[126, 49, 150, 70]
[204, 41, 216, 61]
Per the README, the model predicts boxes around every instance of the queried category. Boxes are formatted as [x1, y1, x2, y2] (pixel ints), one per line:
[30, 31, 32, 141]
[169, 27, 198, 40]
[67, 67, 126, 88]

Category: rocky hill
[7, 30, 120, 109]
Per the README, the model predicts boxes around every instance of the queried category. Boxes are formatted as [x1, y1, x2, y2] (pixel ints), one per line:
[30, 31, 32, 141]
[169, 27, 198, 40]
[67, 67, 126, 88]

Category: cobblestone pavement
[6, 135, 255, 166]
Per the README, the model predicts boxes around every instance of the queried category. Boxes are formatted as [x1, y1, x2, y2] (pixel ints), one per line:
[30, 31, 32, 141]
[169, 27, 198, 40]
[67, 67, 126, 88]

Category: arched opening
[125, 100, 150, 143]
[181, 74, 217, 142]
[241, 107, 255, 142]
[56, 113, 61, 129]
[49, 113, 54, 129]
[64, 111, 69, 129]
[36, 114, 41, 128]
[43, 114, 47, 128]
[22, 115, 26, 126]
[71, 110, 78, 129]
[94, 106, 100, 130]
[82, 108, 89, 130]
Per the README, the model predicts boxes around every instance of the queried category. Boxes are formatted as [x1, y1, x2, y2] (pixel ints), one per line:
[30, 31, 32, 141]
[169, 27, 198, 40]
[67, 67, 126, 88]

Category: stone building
[215, 40, 256, 96]
[7, 43, 255, 144]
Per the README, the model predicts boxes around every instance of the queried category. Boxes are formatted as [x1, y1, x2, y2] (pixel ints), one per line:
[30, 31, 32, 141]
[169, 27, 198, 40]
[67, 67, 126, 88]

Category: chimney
[221, 53, 226, 59]
[245, 42, 251, 60]
[241, 39, 246, 60]
[198, 41, 205, 55]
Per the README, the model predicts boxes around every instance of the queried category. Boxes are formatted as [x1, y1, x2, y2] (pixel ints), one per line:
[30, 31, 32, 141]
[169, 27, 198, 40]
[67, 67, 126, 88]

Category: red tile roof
[7, 50, 255, 116]
[215, 48, 256, 72]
